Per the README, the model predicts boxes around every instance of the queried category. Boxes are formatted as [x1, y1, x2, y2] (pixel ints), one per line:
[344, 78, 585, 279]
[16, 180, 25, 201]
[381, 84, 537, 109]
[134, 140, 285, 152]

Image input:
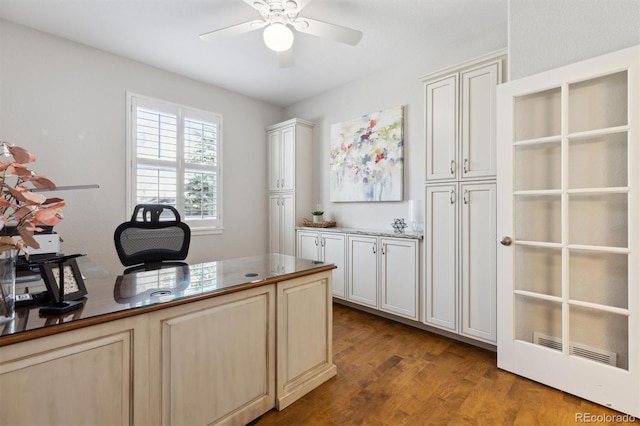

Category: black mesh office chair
[114, 204, 191, 274]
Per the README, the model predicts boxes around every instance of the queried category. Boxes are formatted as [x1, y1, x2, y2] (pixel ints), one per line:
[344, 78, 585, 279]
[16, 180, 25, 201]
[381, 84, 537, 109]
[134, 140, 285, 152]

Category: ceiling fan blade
[287, 0, 312, 13]
[293, 17, 362, 46]
[277, 49, 294, 68]
[199, 20, 267, 42]
[242, 0, 269, 15]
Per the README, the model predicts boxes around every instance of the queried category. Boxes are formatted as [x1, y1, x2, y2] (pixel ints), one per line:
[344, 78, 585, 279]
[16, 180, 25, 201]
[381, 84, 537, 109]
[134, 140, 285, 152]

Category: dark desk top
[0, 254, 335, 347]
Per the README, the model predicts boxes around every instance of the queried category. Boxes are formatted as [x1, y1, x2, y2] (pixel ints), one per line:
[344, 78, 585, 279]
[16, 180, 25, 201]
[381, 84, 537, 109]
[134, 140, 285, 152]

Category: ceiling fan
[199, 0, 363, 67]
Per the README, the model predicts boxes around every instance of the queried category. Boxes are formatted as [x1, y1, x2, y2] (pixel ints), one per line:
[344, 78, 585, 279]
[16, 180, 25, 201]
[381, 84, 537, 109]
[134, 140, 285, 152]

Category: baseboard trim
[333, 298, 497, 353]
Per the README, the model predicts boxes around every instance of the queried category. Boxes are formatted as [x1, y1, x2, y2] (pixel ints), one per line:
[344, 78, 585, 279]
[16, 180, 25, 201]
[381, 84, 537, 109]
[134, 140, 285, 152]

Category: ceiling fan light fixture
[263, 23, 294, 52]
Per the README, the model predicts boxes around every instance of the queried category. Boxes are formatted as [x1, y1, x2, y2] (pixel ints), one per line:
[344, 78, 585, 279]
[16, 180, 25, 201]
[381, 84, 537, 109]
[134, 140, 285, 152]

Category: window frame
[126, 92, 223, 235]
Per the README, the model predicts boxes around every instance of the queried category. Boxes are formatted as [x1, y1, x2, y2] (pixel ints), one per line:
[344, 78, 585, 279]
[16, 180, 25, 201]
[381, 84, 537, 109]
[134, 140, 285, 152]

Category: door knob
[500, 236, 513, 246]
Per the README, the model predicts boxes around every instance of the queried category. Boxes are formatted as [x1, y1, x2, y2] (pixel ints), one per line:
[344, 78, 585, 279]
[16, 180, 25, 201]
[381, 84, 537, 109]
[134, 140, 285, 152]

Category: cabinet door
[297, 230, 319, 261]
[321, 232, 347, 299]
[347, 235, 378, 308]
[280, 126, 295, 191]
[424, 185, 458, 331]
[269, 195, 295, 256]
[268, 130, 281, 191]
[268, 195, 282, 254]
[276, 271, 336, 409]
[380, 237, 419, 320]
[0, 319, 143, 426]
[280, 193, 295, 256]
[426, 74, 458, 181]
[460, 62, 499, 179]
[460, 182, 496, 343]
[149, 286, 276, 425]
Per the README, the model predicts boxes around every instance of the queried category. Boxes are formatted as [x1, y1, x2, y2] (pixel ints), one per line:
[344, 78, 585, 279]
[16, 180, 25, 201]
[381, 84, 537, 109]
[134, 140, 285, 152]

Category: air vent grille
[532, 332, 617, 367]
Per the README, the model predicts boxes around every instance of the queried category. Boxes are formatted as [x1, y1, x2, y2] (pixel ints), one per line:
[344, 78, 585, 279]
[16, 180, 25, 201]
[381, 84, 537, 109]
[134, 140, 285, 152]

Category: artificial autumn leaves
[0, 143, 65, 252]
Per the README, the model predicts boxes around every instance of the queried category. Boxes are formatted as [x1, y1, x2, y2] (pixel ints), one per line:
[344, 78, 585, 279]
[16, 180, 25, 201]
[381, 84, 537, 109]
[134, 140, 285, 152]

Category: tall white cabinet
[421, 50, 505, 344]
[267, 119, 314, 256]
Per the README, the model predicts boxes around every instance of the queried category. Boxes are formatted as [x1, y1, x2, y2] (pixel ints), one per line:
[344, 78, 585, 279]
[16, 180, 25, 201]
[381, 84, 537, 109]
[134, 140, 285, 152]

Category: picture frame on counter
[40, 258, 87, 303]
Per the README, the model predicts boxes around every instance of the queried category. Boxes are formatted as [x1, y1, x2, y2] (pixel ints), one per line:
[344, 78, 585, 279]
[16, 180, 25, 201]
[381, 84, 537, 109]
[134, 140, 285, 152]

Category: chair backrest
[114, 204, 191, 272]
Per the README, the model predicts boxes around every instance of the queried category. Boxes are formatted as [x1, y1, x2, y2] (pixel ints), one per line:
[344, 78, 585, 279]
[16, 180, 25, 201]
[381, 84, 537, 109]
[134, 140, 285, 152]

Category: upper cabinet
[422, 51, 506, 182]
[267, 119, 313, 193]
[268, 125, 295, 192]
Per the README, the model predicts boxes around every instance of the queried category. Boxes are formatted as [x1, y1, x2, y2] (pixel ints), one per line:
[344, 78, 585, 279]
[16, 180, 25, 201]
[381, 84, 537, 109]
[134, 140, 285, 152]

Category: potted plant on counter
[312, 209, 324, 223]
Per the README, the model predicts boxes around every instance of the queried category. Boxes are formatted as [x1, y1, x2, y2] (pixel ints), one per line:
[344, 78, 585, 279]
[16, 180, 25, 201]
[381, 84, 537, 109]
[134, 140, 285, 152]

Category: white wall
[0, 20, 284, 275]
[284, 25, 506, 230]
[4, 1, 632, 274]
[509, 0, 640, 80]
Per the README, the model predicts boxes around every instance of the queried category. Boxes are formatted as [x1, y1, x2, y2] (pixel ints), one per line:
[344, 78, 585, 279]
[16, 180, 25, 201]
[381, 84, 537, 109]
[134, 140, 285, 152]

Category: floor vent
[533, 332, 617, 367]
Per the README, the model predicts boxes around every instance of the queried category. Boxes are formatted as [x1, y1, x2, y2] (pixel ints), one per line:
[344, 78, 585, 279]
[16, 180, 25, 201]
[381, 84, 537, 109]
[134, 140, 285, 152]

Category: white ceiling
[0, 0, 508, 107]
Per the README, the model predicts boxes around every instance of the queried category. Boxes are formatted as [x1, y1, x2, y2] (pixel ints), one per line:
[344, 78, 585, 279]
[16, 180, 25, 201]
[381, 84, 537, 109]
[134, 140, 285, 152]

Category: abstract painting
[330, 106, 403, 202]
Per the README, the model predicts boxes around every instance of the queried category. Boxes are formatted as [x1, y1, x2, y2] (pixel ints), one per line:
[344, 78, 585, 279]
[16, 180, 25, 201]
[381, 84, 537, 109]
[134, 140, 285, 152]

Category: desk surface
[0, 253, 335, 346]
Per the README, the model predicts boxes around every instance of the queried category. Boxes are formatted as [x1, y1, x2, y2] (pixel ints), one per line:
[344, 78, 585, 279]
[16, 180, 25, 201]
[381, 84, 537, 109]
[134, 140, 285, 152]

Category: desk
[0, 254, 337, 425]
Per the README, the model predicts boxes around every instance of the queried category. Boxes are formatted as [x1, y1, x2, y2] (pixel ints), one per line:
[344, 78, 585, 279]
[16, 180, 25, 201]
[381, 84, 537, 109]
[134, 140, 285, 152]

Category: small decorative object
[330, 106, 404, 202]
[391, 218, 408, 234]
[0, 141, 65, 323]
[39, 254, 87, 314]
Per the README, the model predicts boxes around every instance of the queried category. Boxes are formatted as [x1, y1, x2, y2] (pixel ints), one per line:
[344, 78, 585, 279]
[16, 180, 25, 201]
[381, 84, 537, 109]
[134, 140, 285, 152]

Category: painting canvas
[330, 106, 403, 202]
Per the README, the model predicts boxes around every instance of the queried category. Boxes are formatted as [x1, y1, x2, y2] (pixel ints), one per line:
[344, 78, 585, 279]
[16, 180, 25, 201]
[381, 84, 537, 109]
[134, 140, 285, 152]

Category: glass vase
[0, 249, 17, 324]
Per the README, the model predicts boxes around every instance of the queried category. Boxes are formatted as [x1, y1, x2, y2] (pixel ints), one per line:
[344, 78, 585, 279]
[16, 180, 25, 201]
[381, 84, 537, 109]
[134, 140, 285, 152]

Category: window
[127, 93, 222, 234]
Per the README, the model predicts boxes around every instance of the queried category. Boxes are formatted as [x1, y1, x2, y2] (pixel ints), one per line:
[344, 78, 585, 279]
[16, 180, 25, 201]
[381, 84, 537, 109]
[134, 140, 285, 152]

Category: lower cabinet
[425, 181, 497, 343]
[297, 230, 347, 298]
[269, 193, 295, 256]
[347, 234, 419, 321]
[0, 317, 147, 426]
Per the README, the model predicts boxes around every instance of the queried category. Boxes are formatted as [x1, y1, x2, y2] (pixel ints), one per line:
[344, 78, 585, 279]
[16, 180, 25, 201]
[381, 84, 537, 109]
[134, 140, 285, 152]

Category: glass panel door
[497, 45, 639, 417]
[511, 71, 630, 368]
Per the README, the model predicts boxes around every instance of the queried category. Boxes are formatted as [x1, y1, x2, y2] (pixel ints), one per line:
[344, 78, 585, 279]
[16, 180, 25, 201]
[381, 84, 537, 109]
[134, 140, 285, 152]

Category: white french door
[496, 45, 640, 416]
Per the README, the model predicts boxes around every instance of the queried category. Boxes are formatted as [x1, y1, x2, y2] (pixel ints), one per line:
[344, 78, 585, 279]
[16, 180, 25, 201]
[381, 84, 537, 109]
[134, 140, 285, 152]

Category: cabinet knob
[463, 158, 469, 174]
[500, 236, 513, 246]
[450, 160, 455, 175]
[372, 242, 377, 254]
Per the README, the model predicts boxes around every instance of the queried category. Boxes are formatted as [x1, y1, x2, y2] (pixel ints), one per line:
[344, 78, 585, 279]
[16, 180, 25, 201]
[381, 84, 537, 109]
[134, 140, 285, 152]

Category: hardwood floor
[256, 303, 632, 426]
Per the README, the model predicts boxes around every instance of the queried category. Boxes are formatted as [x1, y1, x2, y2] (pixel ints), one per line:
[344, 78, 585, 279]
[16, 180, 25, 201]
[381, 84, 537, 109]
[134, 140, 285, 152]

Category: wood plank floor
[256, 303, 633, 426]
